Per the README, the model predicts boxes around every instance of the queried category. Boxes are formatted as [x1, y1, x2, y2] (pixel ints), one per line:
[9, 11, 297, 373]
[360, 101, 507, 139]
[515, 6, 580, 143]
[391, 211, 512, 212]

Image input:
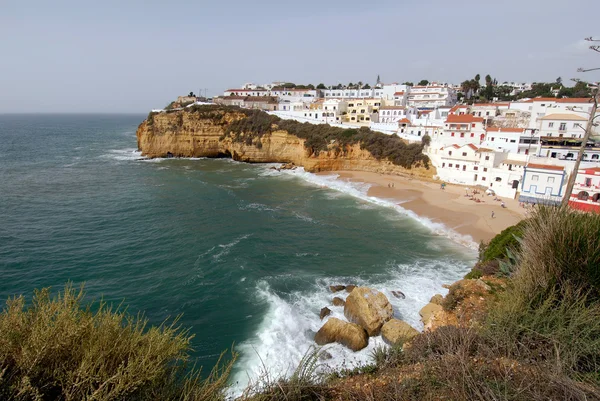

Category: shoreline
[316, 170, 526, 244]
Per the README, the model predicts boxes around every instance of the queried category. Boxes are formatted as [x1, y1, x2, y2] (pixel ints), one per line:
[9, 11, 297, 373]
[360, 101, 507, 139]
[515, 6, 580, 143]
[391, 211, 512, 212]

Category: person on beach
[491, 211, 495, 218]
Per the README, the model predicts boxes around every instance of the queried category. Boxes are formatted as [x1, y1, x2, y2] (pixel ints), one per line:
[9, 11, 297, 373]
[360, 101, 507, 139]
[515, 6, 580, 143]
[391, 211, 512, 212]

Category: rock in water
[391, 290, 406, 299]
[314, 318, 369, 351]
[419, 303, 443, 326]
[346, 285, 356, 293]
[332, 297, 345, 307]
[429, 294, 444, 305]
[320, 307, 331, 320]
[344, 287, 393, 336]
[381, 319, 419, 346]
[329, 285, 346, 293]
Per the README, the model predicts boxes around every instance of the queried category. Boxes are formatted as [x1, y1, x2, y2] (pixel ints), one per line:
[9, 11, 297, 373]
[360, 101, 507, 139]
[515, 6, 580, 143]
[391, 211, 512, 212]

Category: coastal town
[168, 77, 600, 214]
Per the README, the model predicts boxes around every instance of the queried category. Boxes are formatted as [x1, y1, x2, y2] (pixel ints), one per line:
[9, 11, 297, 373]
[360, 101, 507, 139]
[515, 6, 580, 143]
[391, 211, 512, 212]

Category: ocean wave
[262, 166, 477, 250]
[100, 148, 146, 161]
[230, 258, 469, 397]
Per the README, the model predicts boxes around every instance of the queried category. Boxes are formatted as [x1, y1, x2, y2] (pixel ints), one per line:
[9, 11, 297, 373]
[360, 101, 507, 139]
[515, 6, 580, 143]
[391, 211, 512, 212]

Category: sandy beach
[318, 171, 526, 244]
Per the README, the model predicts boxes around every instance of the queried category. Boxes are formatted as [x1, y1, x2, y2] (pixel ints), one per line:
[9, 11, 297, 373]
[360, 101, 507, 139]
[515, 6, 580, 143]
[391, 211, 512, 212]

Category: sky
[1, 0, 599, 113]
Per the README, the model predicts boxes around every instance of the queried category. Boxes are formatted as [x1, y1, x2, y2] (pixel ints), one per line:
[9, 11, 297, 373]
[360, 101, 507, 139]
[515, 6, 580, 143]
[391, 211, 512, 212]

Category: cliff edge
[136, 105, 435, 179]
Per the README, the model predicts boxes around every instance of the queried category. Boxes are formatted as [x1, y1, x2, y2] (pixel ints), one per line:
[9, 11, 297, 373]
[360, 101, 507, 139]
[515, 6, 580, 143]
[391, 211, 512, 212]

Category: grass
[0, 284, 236, 401]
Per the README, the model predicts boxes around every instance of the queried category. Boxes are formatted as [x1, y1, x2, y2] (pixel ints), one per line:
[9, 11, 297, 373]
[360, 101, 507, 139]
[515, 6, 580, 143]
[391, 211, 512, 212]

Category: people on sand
[491, 211, 495, 218]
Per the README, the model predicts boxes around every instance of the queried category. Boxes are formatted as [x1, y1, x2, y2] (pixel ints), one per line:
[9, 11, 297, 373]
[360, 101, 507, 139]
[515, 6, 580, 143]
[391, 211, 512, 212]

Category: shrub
[0, 284, 236, 401]
[479, 220, 526, 263]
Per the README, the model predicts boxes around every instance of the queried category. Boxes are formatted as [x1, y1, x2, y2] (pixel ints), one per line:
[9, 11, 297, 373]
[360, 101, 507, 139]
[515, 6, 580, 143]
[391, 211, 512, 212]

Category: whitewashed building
[519, 163, 567, 205]
[407, 85, 457, 109]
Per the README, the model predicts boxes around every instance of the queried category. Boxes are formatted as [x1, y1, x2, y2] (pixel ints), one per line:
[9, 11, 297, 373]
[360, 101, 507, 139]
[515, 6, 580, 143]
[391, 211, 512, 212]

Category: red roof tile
[486, 127, 525, 133]
[445, 114, 484, 123]
[527, 163, 564, 171]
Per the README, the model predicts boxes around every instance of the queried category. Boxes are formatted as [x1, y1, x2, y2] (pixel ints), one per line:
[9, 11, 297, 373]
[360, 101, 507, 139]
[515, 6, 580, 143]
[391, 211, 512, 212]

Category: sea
[0, 114, 476, 395]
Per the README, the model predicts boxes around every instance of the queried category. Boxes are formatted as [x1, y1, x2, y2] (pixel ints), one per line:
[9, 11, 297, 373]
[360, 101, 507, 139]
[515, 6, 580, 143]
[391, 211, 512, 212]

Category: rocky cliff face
[136, 109, 435, 178]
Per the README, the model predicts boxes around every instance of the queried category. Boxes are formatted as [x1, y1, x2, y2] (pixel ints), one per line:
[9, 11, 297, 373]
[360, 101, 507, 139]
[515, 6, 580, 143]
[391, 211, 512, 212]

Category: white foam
[261, 166, 477, 250]
[230, 258, 470, 397]
[101, 148, 146, 161]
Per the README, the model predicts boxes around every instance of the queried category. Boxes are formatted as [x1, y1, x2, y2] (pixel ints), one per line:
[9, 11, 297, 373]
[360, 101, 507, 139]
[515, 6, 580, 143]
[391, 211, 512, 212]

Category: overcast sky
[1, 0, 599, 113]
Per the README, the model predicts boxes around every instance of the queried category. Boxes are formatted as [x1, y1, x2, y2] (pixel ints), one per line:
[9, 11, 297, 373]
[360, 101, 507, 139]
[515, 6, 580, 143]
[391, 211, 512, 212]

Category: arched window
[593, 154, 599, 160]
[593, 193, 600, 203]
[578, 191, 590, 201]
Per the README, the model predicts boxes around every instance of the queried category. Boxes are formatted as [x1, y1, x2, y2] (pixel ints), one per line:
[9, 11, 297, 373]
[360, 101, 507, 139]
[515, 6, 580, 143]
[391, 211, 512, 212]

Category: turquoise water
[0, 114, 475, 393]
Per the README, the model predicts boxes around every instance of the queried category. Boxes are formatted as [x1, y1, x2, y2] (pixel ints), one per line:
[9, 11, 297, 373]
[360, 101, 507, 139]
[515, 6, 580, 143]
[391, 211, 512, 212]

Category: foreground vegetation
[2, 206, 598, 400]
[0, 285, 236, 400]
[148, 105, 430, 170]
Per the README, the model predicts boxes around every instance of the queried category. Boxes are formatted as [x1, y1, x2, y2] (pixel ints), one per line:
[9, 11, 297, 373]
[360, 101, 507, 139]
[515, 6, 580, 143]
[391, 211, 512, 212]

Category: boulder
[419, 303, 443, 326]
[429, 294, 444, 305]
[344, 287, 393, 336]
[329, 285, 346, 293]
[332, 297, 346, 307]
[320, 307, 331, 320]
[391, 290, 406, 299]
[314, 318, 369, 351]
[381, 319, 419, 346]
[346, 285, 357, 293]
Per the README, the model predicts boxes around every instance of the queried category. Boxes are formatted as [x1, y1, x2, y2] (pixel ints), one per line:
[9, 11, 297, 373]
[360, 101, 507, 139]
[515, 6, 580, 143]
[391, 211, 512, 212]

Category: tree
[307, 84, 315, 90]
[363, 83, 371, 89]
[317, 83, 327, 89]
[418, 79, 430, 86]
[484, 75, 494, 100]
[188, 91, 195, 97]
[348, 82, 354, 89]
[402, 82, 414, 86]
[556, 77, 563, 85]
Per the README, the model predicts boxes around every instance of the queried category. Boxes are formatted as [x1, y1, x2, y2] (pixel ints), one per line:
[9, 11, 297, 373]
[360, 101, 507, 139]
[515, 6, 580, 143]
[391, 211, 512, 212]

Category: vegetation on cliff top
[148, 105, 430, 169]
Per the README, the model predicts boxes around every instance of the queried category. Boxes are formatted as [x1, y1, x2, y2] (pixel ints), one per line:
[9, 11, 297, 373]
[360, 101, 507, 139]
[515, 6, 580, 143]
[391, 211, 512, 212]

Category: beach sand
[318, 171, 526, 244]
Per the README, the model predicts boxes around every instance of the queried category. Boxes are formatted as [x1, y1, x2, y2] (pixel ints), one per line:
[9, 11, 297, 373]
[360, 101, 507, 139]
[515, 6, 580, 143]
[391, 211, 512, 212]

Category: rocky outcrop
[314, 318, 369, 351]
[346, 285, 356, 293]
[419, 303, 443, 328]
[344, 287, 393, 336]
[329, 285, 346, 293]
[381, 319, 419, 345]
[136, 109, 435, 177]
[320, 307, 331, 320]
[332, 297, 346, 307]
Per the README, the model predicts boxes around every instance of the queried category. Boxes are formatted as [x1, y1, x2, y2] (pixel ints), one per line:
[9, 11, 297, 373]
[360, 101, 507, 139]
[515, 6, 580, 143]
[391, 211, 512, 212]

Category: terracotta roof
[445, 114, 484, 123]
[581, 167, 600, 173]
[503, 159, 527, 166]
[539, 113, 587, 121]
[526, 163, 565, 171]
[476, 147, 494, 152]
[471, 102, 510, 107]
[398, 118, 412, 124]
[226, 89, 267, 92]
[394, 91, 405, 95]
[556, 98, 594, 104]
[449, 105, 467, 113]
[467, 144, 479, 151]
[486, 127, 525, 133]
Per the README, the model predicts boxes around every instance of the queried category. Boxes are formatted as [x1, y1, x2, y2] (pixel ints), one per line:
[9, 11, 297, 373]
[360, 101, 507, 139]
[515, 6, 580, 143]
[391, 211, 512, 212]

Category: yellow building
[345, 98, 382, 123]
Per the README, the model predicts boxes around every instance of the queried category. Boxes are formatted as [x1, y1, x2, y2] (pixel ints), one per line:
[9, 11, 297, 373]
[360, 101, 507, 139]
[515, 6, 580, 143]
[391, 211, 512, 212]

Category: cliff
[136, 106, 435, 179]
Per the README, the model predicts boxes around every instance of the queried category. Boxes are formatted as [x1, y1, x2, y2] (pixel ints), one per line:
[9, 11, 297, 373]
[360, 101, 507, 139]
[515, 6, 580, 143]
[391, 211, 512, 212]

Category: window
[495, 177, 501, 182]
[462, 152, 467, 156]
[485, 156, 490, 160]
[483, 168, 488, 172]
[532, 175, 539, 182]
[449, 163, 453, 167]
[471, 133, 474, 137]
[472, 123, 476, 128]
[456, 164, 460, 169]
[442, 163, 445, 168]
[491, 137, 495, 141]
[547, 177, 555, 183]
[559, 123, 566, 131]
[482, 177, 486, 181]
[462, 165, 466, 171]
[474, 166, 479, 171]
[460, 133, 465, 138]
[451, 132, 455, 137]
[448, 151, 452, 156]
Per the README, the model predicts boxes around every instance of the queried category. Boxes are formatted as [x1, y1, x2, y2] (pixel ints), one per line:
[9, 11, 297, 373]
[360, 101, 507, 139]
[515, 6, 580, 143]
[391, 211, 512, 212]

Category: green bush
[0, 284, 235, 401]
[479, 220, 526, 263]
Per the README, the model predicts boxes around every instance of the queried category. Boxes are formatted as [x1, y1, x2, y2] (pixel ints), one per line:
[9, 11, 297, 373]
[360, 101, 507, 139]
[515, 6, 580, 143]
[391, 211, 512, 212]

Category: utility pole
[561, 87, 599, 207]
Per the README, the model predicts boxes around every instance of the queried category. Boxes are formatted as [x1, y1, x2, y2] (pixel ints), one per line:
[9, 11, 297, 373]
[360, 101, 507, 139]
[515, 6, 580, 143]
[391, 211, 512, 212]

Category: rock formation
[329, 285, 346, 293]
[381, 319, 419, 345]
[332, 297, 346, 307]
[320, 307, 331, 320]
[314, 318, 369, 351]
[344, 287, 393, 336]
[136, 108, 435, 177]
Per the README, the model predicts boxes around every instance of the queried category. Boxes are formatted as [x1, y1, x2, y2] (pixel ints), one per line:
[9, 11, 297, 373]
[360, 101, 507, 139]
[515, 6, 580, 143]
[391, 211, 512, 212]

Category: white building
[376, 106, 418, 123]
[435, 114, 486, 146]
[519, 163, 567, 205]
[407, 84, 457, 109]
[568, 167, 600, 212]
